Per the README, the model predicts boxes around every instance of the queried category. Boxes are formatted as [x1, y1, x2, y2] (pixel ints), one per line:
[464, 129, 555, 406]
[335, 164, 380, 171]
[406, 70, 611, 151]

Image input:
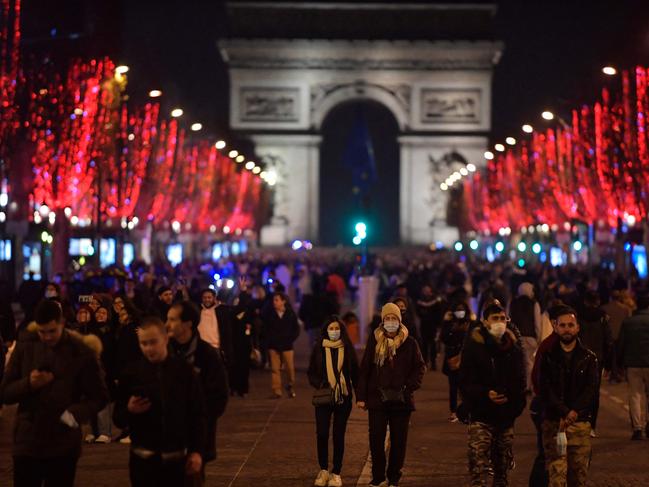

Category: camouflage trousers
[542, 420, 591, 487]
[468, 421, 514, 487]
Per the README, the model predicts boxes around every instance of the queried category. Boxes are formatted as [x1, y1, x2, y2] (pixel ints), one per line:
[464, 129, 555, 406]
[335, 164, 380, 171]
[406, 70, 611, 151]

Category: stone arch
[311, 82, 409, 132]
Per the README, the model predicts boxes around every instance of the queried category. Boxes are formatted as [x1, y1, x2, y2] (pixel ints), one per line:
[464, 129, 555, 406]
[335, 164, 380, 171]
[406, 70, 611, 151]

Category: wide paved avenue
[1, 334, 648, 486]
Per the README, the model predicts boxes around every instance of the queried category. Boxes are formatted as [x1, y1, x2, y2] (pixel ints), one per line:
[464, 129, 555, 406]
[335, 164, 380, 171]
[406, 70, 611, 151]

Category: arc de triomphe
[219, 4, 502, 246]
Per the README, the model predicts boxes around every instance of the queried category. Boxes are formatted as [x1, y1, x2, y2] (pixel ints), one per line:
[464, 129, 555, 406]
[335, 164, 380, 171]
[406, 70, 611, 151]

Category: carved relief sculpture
[240, 87, 300, 122]
[420, 88, 481, 124]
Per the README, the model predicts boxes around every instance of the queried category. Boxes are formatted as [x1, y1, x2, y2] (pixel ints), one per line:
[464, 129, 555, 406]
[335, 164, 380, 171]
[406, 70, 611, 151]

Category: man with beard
[539, 305, 599, 487]
[167, 301, 229, 480]
[152, 286, 174, 322]
[197, 289, 233, 367]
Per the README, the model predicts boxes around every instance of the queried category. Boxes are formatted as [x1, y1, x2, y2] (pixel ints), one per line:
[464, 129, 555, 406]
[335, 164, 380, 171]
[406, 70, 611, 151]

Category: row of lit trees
[463, 65, 649, 237]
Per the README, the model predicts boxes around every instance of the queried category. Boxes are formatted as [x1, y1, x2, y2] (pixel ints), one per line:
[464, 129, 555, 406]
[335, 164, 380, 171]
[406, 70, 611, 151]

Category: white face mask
[488, 322, 507, 339]
[454, 310, 466, 319]
[383, 320, 400, 333]
[328, 330, 341, 341]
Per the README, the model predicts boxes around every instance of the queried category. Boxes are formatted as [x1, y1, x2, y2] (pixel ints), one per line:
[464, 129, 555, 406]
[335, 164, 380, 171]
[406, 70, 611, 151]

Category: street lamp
[484, 151, 495, 160]
[541, 111, 554, 121]
[148, 89, 162, 98]
[171, 108, 183, 118]
[115, 65, 129, 75]
[505, 137, 516, 145]
[215, 140, 226, 150]
[494, 143, 505, 152]
[190, 123, 202, 132]
[522, 124, 534, 133]
[602, 66, 617, 76]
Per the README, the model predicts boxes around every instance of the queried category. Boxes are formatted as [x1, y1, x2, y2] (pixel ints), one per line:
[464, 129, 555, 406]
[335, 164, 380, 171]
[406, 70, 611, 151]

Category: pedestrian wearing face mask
[356, 303, 425, 487]
[459, 301, 526, 487]
[539, 305, 598, 487]
[441, 301, 472, 422]
[307, 316, 359, 487]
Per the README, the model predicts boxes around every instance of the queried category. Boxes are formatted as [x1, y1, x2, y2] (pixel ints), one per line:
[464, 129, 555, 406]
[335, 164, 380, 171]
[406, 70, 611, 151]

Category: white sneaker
[314, 469, 329, 486]
[590, 429, 597, 438]
[119, 435, 131, 444]
[84, 434, 96, 443]
[95, 434, 111, 444]
[328, 473, 342, 486]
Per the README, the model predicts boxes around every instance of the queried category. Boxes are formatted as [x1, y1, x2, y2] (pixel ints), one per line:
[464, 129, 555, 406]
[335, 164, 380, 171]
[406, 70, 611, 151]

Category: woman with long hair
[307, 316, 359, 487]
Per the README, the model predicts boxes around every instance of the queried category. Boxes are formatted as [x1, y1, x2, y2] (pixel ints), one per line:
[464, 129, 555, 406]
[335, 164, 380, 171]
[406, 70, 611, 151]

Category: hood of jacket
[26, 321, 103, 357]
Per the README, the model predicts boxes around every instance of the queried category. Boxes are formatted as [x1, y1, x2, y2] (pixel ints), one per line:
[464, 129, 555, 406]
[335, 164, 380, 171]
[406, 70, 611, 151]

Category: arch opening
[319, 100, 400, 246]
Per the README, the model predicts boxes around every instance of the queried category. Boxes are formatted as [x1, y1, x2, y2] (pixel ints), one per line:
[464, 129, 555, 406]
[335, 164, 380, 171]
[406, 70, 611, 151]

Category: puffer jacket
[0, 323, 109, 458]
[459, 326, 526, 427]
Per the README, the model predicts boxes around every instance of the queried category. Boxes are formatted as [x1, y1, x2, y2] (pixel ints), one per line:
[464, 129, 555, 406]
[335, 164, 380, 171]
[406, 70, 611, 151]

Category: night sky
[19, 0, 649, 142]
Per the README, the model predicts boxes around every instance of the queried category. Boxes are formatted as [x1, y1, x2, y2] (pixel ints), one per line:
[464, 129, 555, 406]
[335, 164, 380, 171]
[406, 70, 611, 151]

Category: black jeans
[13, 455, 78, 487]
[368, 409, 411, 486]
[315, 398, 352, 474]
[529, 396, 549, 487]
[448, 370, 460, 413]
[129, 453, 186, 487]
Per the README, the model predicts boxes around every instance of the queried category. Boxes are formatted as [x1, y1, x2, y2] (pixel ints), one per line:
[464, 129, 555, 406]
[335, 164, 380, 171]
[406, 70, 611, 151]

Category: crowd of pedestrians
[0, 250, 648, 486]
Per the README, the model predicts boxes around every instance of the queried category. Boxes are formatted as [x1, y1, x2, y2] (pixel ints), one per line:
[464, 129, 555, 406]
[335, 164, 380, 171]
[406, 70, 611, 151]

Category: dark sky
[19, 0, 649, 142]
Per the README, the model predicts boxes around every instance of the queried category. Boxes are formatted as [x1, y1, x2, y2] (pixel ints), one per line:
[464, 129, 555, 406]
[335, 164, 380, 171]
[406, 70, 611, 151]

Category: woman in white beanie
[356, 303, 426, 487]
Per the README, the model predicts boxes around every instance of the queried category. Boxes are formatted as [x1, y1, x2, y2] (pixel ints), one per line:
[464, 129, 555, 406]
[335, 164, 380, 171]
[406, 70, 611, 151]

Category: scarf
[322, 339, 348, 403]
[374, 324, 409, 367]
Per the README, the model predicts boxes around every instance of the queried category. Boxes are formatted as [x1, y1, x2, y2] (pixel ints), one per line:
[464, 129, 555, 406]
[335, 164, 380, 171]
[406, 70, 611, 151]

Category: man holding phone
[113, 315, 206, 487]
[459, 301, 526, 487]
[1, 299, 108, 487]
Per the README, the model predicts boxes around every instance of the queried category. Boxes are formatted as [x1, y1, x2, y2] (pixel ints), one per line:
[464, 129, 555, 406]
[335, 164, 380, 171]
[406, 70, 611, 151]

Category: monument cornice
[219, 39, 503, 71]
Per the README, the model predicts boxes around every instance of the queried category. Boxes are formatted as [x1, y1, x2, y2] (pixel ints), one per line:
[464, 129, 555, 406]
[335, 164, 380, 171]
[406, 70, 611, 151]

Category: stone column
[252, 134, 321, 245]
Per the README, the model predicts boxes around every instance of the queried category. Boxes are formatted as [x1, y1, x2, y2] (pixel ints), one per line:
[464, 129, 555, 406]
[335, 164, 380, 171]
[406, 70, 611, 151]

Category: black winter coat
[114, 321, 142, 379]
[459, 327, 526, 427]
[1, 327, 109, 458]
[578, 306, 613, 369]
[307, 341, 360, 400]
[171, 334, 229, 462]
[617, 309, 649, 368]
[113, 354, 206, 456]
[262, 308, 300, 352]
[198, 305, 234, 367]
[440, 318, 471, 375]
[539, 338, 599, 423]
[356, 331, 425, 411]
